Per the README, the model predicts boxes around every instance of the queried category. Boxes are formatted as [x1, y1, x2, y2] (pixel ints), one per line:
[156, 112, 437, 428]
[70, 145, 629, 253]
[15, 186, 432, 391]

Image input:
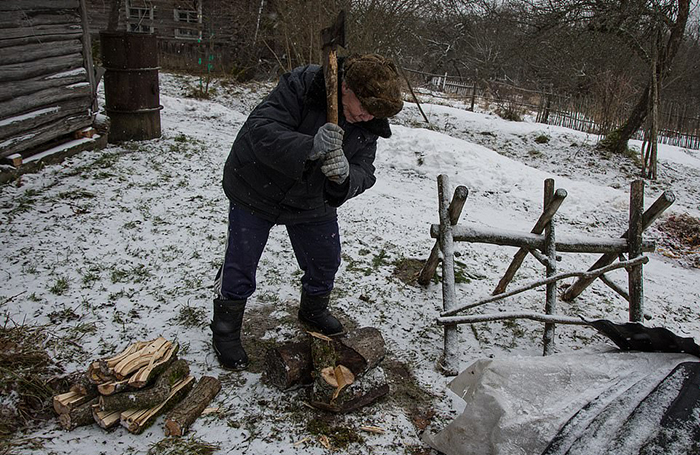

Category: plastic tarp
[424, 351, 699, 455]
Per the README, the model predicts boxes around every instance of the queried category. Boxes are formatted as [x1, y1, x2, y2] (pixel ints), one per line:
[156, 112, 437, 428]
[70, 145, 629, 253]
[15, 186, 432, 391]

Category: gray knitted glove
[309, 123, 344, 161]
[321, 148, 350, 184]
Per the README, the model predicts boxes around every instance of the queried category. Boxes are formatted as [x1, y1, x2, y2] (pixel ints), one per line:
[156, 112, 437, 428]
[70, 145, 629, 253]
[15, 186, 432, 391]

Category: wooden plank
[561, 191, 675, 301]
[432, 223, 656, 254]
[0, 112, 92, 159]
[0, 53, 84, 84]
[0, 10, 80, 28]
[0, 40, 82, 66]
[0, 68, 86, 102]
[0, 1, 79, 11]
[0, 82, 91, 121]
[0, 98, 90, 141]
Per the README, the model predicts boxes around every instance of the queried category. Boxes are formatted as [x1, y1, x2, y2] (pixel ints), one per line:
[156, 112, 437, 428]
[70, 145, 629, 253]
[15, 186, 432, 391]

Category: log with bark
[98, 359, 189, 412]
[164, 376, 222, 436]
[57, 397, 98, 430]
[120, 375, 195, 434]
[53, 388, 97, 415]
[264, 327, 385, 390]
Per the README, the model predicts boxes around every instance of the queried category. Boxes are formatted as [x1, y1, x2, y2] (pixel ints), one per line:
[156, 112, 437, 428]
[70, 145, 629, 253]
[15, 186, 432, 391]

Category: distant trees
[176, 0, 700, 171]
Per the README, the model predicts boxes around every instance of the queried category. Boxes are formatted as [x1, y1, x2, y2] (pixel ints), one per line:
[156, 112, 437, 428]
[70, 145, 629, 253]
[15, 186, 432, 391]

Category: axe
[320, 11, 346, 124]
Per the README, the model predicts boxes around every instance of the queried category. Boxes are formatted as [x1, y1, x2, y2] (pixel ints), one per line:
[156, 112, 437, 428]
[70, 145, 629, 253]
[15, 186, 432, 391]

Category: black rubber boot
[298, 290, 344, 336]
[211, 298, 249, 370]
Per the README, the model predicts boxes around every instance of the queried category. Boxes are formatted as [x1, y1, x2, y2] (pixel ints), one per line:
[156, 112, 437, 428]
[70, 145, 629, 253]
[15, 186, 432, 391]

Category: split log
[103, 339, 152, 370]
[113, 337, 170, 379]
[164, 376, 222, 436]
[127, 342, 178, 388]
[93, 409, 121, 429]
[306, 330, 387, 409]
[263, 341, 314, 390]
[99, 359, 189, 412]
[69, 373, 98, 397]
[120, 375, 195, 434]
[309, 367, 390, 413]
[97, 378, 131, 396]
[87, 360, 117, 384]
[57, 397, 98, 430]
[310, 333, 345, 404]
[53, 389, 96, 415]
[264, 327, 385, 390]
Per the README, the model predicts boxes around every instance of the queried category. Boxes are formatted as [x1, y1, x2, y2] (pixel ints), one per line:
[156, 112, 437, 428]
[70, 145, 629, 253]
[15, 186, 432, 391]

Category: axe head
[321, 10, 346, 49]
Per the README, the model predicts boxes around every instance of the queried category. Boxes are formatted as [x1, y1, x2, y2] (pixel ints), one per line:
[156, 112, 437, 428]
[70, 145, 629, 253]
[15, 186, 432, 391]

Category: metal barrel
[100, 31, 162, 142]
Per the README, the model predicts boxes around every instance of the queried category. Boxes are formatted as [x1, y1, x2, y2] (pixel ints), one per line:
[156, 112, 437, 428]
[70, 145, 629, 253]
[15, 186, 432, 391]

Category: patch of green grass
[172, 303, 208, 328]
[7, 188, 40, 217]
[306, 418, 364, 449]
[81, 267, 101, 286]
[57, 189, 96, 200]
[147, 436, 219, 455]
[49, 276, 70, 295]
[534, 134, 550, 144]
[372, 249, 390, 268]
[110, 264, 151, 284]
[47, 307, 79, 324]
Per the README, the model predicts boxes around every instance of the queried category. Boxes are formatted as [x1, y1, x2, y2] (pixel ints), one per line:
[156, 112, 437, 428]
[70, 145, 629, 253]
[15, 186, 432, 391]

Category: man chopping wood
[211, 53, 404, 370]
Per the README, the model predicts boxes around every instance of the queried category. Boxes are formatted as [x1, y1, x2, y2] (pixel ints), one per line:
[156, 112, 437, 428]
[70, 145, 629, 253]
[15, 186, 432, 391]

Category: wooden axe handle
[323, 49, 339, 124]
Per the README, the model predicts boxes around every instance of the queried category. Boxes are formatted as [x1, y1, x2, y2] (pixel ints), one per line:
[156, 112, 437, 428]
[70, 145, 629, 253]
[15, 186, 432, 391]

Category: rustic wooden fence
[404, 68, 700, 151]
[420, 174, 675, 375]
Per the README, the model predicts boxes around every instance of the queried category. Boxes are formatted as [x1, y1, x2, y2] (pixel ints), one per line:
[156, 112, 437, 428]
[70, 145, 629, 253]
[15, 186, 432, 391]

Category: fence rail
[404, 68, 700, 151]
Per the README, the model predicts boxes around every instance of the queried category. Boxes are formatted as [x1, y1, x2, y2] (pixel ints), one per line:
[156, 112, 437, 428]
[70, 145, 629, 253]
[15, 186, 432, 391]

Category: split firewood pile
[52, 336, 221, 435]
[264, 327, 389, 413]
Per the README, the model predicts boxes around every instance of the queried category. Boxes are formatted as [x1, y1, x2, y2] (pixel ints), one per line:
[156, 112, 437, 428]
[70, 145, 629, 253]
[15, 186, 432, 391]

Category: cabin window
[126, 1, 154, 33]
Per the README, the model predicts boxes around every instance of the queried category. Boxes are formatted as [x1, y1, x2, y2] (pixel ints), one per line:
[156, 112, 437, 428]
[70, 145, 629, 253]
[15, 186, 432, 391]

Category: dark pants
[216, 204, 341, 300]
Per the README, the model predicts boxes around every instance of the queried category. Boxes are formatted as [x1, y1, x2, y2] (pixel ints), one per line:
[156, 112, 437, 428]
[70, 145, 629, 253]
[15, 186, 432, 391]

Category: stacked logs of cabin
[52, 336, 220, 435]
[1, 1, 97, 164]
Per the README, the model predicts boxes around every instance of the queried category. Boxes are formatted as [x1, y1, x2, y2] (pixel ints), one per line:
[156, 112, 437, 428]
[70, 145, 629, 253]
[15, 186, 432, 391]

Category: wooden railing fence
[403, 68, 700, 151]
[420, 174, 675, 375]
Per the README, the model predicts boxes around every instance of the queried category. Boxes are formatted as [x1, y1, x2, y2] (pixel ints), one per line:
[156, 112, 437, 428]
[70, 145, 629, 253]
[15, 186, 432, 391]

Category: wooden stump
[263, 327, 385, 390]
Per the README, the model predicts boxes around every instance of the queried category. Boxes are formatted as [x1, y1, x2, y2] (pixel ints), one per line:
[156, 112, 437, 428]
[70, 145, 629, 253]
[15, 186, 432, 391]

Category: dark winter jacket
[222, 61, 393, 224]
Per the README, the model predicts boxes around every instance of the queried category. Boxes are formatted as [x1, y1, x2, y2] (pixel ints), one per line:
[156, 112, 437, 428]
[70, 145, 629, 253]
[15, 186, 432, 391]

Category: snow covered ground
[1, 72, 699, 454]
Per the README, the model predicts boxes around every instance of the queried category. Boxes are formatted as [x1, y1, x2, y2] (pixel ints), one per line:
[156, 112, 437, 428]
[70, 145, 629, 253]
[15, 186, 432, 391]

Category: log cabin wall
[0, 0, 98, 162]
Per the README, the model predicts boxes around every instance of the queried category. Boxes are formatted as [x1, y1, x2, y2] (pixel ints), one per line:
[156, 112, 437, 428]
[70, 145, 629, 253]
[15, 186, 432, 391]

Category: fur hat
[344, 54, 404, 119]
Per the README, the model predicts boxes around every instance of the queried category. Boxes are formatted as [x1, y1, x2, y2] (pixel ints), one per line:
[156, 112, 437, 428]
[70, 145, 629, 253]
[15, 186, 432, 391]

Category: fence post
[470, 83, 476, 111]
[542, 179, 557, 355]
[438, 175, 459, 375]
[628, 180, 645, 322]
